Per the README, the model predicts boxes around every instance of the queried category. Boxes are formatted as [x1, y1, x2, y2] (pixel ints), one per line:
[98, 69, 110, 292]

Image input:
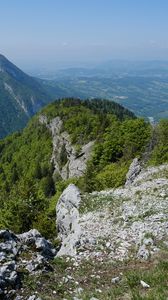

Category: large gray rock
[0, 230, 19, 263]
[0, 230, 18, 242]
[56, 184, 81, 256]
[0, 229, 56, 297]
[18, 229, 56, 258]
[125, 158, 141, 186]
[0, 261, 18, 289]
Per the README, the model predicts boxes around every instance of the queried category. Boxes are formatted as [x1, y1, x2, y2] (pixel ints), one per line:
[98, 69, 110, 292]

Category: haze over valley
[36, 60, 168, 121]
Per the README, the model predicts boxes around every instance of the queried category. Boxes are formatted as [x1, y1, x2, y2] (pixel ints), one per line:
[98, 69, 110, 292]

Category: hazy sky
[1, 0, 168, 69]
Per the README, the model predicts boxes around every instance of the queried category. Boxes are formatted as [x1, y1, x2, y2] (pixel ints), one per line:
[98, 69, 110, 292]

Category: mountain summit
[0, 54, 52, 138]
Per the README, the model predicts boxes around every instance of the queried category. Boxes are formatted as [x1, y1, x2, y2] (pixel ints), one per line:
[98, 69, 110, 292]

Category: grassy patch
[80, 192, 127, 214]
[16, 249, 168, 299]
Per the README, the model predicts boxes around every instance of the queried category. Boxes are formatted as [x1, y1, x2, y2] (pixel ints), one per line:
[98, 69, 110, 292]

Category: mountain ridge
[0, 98, 143, 234]
[0, 98, 168, 299]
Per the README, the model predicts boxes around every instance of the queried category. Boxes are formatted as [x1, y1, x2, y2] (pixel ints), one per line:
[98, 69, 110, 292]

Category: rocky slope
[78, 163, 168, 262]
[1, 162, 168, 299]
[57, 162, 168, 263]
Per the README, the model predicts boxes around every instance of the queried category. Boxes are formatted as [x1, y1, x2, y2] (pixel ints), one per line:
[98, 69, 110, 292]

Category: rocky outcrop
[125, 157, 141, 186]
[75, 164, 168, 262]
[39, 115, 94, 180]
[56, 184, 81, 257]
[1, 164, 168, 298]
[0, 229, 56, 299]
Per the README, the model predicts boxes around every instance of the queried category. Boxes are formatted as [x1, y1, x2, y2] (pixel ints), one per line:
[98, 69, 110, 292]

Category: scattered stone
[0, 288, 3, 295]
[143, 238, 154, 246]
[27, 296, 42, 300]
[27, 296, 36, 300]
[111, 276, 120, 284]
[137, 245, 150, 260]
[140, 280, 150, 288]
[95, 289, 102, 293]
[75, 287, 83, 294]
[106, 242, 111, 248]
[163, 241, 168, 247]
[62, 276, 69, 284]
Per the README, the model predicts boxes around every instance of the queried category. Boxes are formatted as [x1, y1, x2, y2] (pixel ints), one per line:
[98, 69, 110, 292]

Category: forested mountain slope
[0, 99, 168, 236]
[0, 55, 64, 138]
[0, 98, 167, 238]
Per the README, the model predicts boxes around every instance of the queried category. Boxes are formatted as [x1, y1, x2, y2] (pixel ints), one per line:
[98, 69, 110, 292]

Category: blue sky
[0, 0, 168, 69]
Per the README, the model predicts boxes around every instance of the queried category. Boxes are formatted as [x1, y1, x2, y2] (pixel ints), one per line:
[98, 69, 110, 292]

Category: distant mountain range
[1, 55, 168, 139]
[35, 61, 168, 121]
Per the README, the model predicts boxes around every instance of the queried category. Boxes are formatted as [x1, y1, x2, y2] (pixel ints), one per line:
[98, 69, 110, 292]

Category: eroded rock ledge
[39, 115, 94, 180]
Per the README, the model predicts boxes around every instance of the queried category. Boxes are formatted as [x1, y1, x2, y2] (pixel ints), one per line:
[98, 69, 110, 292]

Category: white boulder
[56, 184, 81, 257]
[125, 158, 141, 186]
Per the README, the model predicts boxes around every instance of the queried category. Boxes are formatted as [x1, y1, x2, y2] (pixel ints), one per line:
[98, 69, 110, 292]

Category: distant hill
[0, 55, 65, 138]
[37, 61, 168, 121]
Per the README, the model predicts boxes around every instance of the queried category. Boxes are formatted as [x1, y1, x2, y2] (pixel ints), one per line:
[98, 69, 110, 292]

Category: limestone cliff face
[39, 114, 94, 180]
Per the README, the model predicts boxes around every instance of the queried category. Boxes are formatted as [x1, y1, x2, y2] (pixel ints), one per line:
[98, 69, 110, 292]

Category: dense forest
[0, 98, 167, 238]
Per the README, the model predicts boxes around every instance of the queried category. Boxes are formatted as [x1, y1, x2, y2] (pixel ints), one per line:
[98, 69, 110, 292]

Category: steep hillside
[0, 55, 64, 138]
[0, 98, 151, 234]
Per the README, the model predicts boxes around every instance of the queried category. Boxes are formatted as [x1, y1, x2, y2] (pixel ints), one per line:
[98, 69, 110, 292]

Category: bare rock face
[56, 184, 81, 257]
[61, 136, 94, 180]
[125, 158, 141, 186]
[39, 115, 94, 180]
